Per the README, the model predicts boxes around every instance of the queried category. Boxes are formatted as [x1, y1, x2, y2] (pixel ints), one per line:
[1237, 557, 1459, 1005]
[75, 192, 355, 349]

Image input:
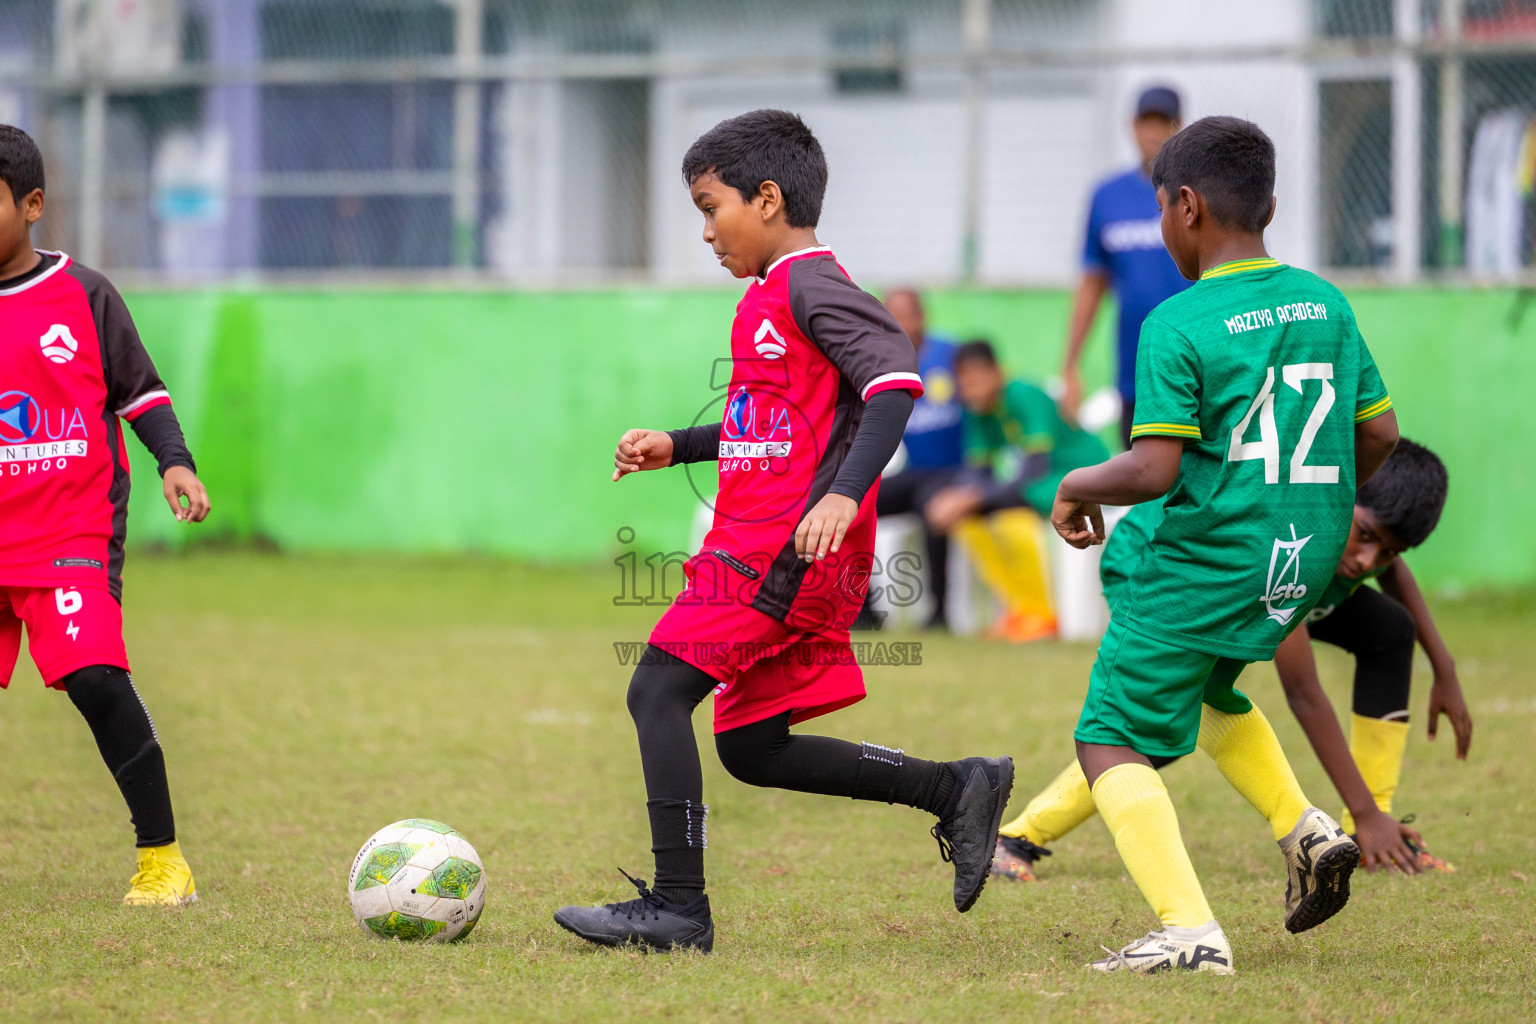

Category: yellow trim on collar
[1201, 257, 1282, 280]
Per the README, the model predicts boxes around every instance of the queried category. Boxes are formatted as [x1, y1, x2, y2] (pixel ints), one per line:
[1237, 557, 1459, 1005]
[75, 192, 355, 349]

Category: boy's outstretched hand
[612, 429, 674, 481]
[795, 493, 858, 562]
[1051, 491, 1105, 549]
[162, 465, 210, 523]
[1427, 667, 1473, 759]
[1354, 808, 1423, 875]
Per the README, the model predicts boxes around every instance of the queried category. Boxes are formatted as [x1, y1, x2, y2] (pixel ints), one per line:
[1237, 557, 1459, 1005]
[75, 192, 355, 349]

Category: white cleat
[1089, 920, 1234, 975]
[1278, 807, 1360, 934]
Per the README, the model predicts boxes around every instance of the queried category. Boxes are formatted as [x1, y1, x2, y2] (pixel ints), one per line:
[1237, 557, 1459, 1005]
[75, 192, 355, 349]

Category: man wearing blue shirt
[870, 289, 964, 629]
[1058, 86, 1191, 448]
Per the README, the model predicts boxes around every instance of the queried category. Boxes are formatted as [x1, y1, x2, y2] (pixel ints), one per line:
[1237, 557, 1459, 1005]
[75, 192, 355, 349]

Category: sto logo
[754, 318, 787, 359]
[40, 324, 80, 364]
[0, 391, 39, 443]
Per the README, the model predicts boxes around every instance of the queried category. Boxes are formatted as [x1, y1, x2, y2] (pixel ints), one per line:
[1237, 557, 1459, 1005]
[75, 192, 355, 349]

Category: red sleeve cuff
[117, 390, 172, 421]
[863, 372, 924, 401]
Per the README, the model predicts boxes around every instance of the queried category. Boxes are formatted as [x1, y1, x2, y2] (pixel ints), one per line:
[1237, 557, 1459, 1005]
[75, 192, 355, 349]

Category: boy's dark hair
[1356, 437, 1448, 549]
[953, 339, 999, 369]
[1150, 115, 1274, 234]
[680, 109, 827, 228]
[0, 125, 45, 201]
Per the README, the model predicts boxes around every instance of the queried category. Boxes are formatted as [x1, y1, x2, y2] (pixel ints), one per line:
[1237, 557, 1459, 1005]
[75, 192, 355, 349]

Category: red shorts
[649, 552, 866, 734]
[0, 584, 129, 688]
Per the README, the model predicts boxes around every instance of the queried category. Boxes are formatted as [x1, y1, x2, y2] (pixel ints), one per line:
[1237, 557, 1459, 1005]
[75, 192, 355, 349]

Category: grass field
[0, 551, 1532, 1023]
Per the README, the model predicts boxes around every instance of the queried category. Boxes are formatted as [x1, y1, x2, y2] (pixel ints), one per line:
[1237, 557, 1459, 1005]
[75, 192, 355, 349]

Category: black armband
[666, 422, 722, 465]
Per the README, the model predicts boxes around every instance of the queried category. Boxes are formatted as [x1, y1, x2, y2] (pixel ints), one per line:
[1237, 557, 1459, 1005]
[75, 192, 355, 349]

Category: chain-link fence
[1, 0, 1532, 284]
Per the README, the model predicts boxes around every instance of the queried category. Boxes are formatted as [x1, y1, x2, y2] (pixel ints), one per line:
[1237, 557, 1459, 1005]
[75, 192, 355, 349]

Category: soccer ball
[348, 819, 486, 942]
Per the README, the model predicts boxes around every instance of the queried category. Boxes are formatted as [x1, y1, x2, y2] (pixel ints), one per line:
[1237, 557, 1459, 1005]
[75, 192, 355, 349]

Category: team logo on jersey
[39, 324, 80, 364]
[0, 391, 39, 443]
[753, 318, 787, 359]
[1260, 524, 1313, 625]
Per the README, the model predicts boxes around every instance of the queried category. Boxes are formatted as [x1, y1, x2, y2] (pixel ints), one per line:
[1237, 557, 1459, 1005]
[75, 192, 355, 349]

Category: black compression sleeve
[128, 404, 196, 476]
[666, 422, 721, 465]
[828, 390, 914, 504]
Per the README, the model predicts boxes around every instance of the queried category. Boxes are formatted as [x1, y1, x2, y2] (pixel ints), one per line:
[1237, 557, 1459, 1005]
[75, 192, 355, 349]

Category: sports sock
[1197, 704, 1311, 841]
[626, 647, 718, 901]
[999, 757, 1097, 845]
[63, 664, 175, 848]
[714, 713, 954, 816]
[1090, 762, 1213, 929]
[1340, 713, 1410, 833]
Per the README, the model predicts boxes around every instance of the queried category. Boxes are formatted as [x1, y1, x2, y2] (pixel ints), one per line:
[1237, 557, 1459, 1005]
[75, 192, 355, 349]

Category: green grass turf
[0, 552, 1532, 1022]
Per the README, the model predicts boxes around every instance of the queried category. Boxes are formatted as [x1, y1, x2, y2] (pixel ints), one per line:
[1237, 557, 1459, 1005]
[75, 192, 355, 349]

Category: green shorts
[1074, 617, 1253, 757]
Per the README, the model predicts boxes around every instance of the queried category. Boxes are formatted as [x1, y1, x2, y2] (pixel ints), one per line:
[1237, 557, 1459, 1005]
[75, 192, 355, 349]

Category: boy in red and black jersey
[0, 125, 207, 905]
[553, 110, 1013, 953]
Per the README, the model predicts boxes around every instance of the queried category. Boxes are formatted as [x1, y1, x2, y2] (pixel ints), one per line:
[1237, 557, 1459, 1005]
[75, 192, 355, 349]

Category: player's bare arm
[1051, 436, 1183, 548]
[1273, 627, 1421, 874]
[1379, 558, 1472, 758]
[611, 429, 675, 481]
[1354, 408, 1399, 487]
[794, 493, 858, 562]
[162, 466, 211, 523]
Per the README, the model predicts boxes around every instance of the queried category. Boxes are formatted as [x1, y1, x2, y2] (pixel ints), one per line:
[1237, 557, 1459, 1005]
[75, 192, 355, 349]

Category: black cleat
[932, 756, 1015, 913]
[553, 869, 714, 952]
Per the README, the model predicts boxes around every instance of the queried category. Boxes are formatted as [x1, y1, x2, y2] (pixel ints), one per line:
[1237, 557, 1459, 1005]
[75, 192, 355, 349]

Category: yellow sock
[1197, 705, 1312, 841]
[1340, 713, 1410, 833]
[999, 758, 1097, 844]
[1091, 762, 1213, 929]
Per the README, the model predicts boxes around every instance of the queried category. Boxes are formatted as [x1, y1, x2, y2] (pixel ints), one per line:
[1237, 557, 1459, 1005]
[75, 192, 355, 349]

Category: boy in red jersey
[554, 110, 1013, 953]
[0, 125, 208, 905]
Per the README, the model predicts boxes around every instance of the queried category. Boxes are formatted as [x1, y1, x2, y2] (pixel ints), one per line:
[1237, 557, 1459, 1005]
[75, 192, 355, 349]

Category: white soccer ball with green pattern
[348, 819, 486, 942]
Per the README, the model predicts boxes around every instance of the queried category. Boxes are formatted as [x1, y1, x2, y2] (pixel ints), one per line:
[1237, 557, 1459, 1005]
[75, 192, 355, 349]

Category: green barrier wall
[119, 285, 1536, 591]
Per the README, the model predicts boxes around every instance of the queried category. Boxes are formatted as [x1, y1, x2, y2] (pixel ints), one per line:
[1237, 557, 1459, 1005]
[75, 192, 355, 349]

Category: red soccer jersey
[699, 246, 922, 624]
[0, 251, 175, 598]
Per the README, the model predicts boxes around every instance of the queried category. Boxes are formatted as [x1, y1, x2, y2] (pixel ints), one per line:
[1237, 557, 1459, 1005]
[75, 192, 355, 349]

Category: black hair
[953, 339, 999, 369]
[680, 109, 827, 228]
[1356, 437, 1448, 549]
[0, 124, 44, 202]
[1150, 115, 1274, 234]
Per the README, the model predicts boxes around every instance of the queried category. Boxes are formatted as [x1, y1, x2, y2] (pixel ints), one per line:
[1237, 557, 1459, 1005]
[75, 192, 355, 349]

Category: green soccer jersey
[1102, 499, 1388, 627]
[964, 379, 1109, 511]
[1120, 258, 1392, 660]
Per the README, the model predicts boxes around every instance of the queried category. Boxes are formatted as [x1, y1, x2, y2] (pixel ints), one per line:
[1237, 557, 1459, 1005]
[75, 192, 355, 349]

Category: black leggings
[64, 664, 176, 847]
[1307, 584, 1416, 720]
[625, 646, 952, 896]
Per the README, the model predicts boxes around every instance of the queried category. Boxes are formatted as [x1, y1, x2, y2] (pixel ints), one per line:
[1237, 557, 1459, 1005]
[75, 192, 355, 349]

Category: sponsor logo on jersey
[753, 318, 787, 359]
[0, 391, 38, 442]
[718, 386, 793, 459]
[39, 324, 80, 364]
[0, 390, 90, 469]
[1261, 524, 1313, 625]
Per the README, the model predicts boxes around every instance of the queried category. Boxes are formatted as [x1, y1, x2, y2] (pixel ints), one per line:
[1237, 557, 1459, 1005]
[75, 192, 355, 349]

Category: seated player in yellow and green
[920, 340, 1108, 640]
[995, 437, 1469, 887]
[1045, 115, 1400, 974]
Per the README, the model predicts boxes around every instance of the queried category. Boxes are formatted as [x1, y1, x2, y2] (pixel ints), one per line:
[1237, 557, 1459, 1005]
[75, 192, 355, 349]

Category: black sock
[63, 664, 176, 848]
[627, 647, 718, 901]
[715, 715, 953, 815]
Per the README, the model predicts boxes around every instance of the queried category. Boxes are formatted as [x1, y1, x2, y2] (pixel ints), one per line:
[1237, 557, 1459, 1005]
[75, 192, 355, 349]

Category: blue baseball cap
[1135, 86, 1181, 121]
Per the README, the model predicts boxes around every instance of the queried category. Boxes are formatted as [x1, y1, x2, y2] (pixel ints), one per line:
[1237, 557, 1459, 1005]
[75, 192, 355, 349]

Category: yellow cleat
[123, 841, 198, 907]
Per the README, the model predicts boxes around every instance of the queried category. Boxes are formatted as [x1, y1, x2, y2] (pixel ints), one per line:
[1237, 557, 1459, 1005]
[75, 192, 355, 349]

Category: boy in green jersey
[1049, 117, 1401, 974]
[995, 439, 1468, 884]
